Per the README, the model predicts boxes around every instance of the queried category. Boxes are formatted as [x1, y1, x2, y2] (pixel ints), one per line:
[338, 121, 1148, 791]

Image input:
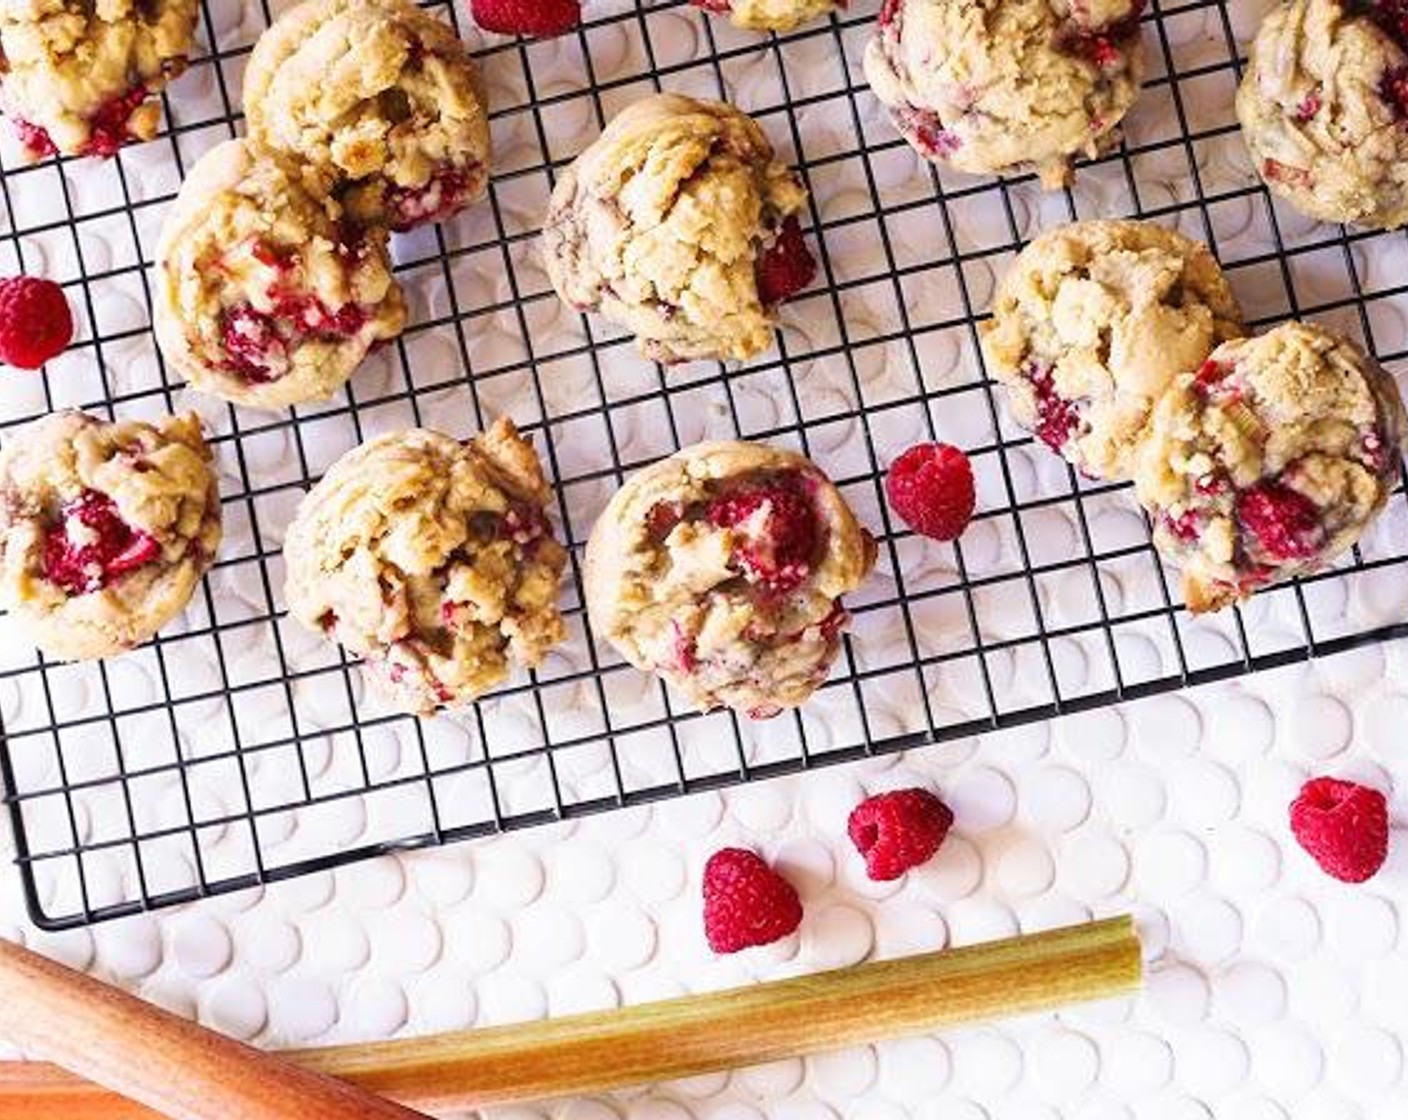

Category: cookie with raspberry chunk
[1133, 321, 1405, 613]
[154, 139, 407, 410]
[283, 420, 568, 716]
[0, 410, 221, 661]
[584, 441, 876, 717]
[1237, 0, 1408, 230]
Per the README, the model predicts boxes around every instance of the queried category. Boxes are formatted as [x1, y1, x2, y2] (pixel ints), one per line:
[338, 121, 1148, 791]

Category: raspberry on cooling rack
[849, 788, 954, 881]
[1290, 777, 1390, 883]
[469, 0, 581, 36]
[702, 848, 804, 954]
[0, 276, 74, 370]
[1132, 321, 1406, 614]
[884, 443, 976, 542]
[585, 440, 876, 718]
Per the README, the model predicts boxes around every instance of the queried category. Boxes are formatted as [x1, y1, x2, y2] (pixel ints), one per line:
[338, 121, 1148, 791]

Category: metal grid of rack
[0, 0, 1405, 928]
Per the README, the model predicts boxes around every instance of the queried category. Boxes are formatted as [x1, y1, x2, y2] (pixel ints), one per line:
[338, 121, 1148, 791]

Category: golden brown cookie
[244, 0, 491, 231]
[154, 139, 407, 411]
[1237, 0, 1408, 229]
[864, 0, 1146, 188]
[283, 420, 568, 716]
[1134, 321, 1406, 613]
[983, 219, 1244, 481]
[543, 93, 815, 365]
[584, 440, 876, 717]
[0, 410, 221, 660]
[0, 0, 198, 159]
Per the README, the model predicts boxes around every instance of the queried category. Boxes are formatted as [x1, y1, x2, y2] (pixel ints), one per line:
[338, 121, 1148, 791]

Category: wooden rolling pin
[0, 917, 1141, 1118]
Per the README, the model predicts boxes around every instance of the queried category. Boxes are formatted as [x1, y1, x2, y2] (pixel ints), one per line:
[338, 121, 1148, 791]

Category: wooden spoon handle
[0, 938, 427, 1120]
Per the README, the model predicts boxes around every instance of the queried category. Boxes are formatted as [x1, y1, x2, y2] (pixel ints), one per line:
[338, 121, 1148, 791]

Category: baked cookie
[283, 420, 568, 716]
[0, 410, 221, 661]
[0, 0, 198, 160]
[584, 441, 877, 718]
[154, 139, 407, 410]
[691, 0, 840, 31]
[1237, 0, 1408, 229]
[1134, 321, 1406, 613]
[543, 93, 817, 365]
[864, 0, 1146, 188]
[244, 0, 491, 231]
[983, 219, 1244, 481]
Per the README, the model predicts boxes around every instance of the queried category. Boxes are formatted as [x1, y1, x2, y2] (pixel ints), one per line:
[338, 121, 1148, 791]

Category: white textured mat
[0, 0, 1406, 1114]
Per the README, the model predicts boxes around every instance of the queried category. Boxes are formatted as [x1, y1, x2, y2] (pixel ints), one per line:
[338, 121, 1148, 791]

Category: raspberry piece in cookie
[849, 788, 954, 881]
[1237, 0, 1408, 229]
[585, 440, 876, 717]
[864, 0, 1146, 188]
[1133, 321, 1406, 613]
[702, 848, 803, 954]
[284, 420, 569, 716]
[982, 219, 1245, 480]
[470, 0, 581, 36]
[1290, 777, 1389, 883]
[0, 410, 221, 661]
[543, 93, 814, 364]
[0, 276, 74, 369]
[244, 0, 491, 231]
[0, 0, 198, 160]
[154, 139, 406, 410]
[689, 0, 842, 32]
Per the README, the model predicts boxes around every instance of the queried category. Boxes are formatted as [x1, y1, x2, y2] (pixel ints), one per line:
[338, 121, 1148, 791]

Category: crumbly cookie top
[0, 0, 198, 157]
[1236, 0, 1408, 228]
[244, 0, 490, 229]
[864, 0, 1145, 188]
[585, 440, 875, 716]
[543, 93, 809, 364]
[983, 219, 1244, 480]
[1135, 321, 1406, 612]
[0, 409, 221, 658]
[155, 139, 406, 409]
[284, 419, 567, 716]
[724, 0, 838, 31]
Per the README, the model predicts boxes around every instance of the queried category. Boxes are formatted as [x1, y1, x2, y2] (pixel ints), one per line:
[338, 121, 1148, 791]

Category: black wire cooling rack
[0, 0, 1405, 929]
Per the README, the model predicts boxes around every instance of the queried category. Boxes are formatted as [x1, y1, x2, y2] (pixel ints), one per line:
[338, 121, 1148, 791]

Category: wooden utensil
[0, 916, 1141, 1118]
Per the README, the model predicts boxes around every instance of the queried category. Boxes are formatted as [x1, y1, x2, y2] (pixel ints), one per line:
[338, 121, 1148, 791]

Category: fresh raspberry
[848, 788, 953, 881]
[884, 442, 976, 542]
[701, 848, 803, 954]
[707, 477, 819, 594]
[1289, 777, 1389, 883]
[1381, 65, 1408, 122]
[0, 276, 74, 369]
[469, 0, 581, 37]
[1237, 481, 1324, 562]
[42, 489, 161, 595]
[756, 217, 817, 307]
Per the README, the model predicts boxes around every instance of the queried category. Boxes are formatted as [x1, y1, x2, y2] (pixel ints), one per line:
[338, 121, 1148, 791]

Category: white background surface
[0, 0, 1407, 1116]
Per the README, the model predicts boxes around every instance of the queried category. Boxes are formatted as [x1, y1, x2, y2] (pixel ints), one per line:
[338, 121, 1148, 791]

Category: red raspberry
[707, 477, 819, 594]
[469, 0, 581, 37]
[1290, 777, 1389, 883]
[848, 788, 953, 881]
[81, 86, 152, 158]
[1237, 481, 1324, 561]
[0, 276, 74, 369]
[1025, 362, 1081, 452]
[756, 216, 817, 307]
[884, 442, 975, 542]
[690, 0, 732, 11]
[1381, 65, 1408, 122]
[42, 489, 161, 595]
[702, 848, 803, 954]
